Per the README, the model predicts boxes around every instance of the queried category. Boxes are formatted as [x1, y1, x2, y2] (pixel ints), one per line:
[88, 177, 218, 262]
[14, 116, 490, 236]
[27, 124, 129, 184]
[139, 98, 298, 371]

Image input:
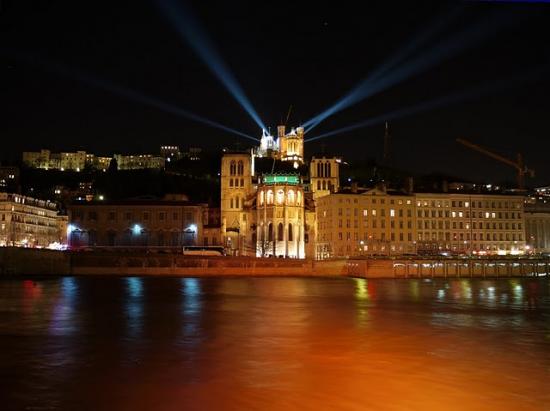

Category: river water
[0, 276, 549, 411]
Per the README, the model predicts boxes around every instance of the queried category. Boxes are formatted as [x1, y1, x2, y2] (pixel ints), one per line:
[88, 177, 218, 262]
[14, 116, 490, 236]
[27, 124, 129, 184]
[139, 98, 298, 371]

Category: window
[173, 212, 178, 220]
[390, 209, 395, 217]
[287, 190, 295, 205]
[230, 160, 236, 176]
[259, 191, 265, 205]
[277, 223, 284, 241]
[268, 223, 273, 241]
[288, 223, 293, 241]
[108, 211, 116, 221]
[267, 190, 274, 204]
[276, 190, 284, 205]
[237, 161, 244, 175]
[229, 179, 234, 187]
[159, 212, 165, 221]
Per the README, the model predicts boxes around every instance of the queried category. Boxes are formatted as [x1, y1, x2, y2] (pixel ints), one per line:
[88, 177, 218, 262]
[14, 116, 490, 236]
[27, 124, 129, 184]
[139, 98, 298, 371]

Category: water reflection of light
[49, 277, 79, 336]
[354, 278, 368, 301]
[437, 289, 445, 300]
[180, 278, 202, 341]
[127, 277, 143, 298]
[410, 280, 420, 300]
[182, 278, 201, 315]
[354, 278, 370, 329]
[460, 280, 472, 300]
[125, 277, 144, 338]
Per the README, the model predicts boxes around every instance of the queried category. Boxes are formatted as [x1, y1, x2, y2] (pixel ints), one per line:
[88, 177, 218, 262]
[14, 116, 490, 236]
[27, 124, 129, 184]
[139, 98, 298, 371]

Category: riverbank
[1, 247, 549, 278]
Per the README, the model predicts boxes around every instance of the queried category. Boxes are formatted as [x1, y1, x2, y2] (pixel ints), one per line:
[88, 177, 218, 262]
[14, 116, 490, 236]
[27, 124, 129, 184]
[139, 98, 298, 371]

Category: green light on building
[263, 175, 300, 185]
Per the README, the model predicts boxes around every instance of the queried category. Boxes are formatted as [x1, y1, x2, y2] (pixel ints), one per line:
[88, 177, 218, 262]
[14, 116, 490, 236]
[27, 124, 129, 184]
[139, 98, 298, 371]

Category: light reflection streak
[125, 277, 144, 339]
[49, 277, 78, 336]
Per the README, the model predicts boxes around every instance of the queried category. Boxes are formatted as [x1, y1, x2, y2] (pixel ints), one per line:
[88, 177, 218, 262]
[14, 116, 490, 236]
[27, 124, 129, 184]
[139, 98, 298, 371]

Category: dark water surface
[0, 276, 549, 411]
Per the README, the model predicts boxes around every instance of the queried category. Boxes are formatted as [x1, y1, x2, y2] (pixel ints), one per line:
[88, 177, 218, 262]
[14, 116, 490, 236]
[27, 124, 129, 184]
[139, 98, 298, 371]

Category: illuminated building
[67, 195, 205, 247]
[160, 145, 181, 161]
[113, 154, 165, 170]
[309, 156, 341, 200]
[316, 188, 527, 258]
[316, 187, 416, 259]
[525, 200, 550, 254]
[0, 193, 67, 248]
[255, 174, 305, 258]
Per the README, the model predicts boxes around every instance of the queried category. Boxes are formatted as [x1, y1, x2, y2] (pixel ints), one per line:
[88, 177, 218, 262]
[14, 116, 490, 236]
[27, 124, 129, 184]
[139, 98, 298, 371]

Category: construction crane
[456, 138, 535, 190]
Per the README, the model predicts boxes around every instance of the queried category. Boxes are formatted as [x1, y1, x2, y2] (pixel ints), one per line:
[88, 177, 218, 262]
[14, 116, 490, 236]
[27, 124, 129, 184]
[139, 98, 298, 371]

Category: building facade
[113, 154, 165, 170]
[316, 189, 527, 259]
[67, 197, 205, 248]
[0, 193, 67, 247]
[525, 201, 550, 254]
[316, 188, 416, 259]
[255, 175, 305, 258]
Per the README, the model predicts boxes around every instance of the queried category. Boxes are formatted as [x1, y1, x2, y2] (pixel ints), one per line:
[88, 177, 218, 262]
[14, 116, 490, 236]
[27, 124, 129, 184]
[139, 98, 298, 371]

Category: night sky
[1, 1, 549, 185]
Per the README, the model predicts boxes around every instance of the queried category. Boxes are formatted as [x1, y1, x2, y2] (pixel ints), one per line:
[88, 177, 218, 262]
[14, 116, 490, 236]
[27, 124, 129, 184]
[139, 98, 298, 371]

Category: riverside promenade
[0, 247, 549, 278]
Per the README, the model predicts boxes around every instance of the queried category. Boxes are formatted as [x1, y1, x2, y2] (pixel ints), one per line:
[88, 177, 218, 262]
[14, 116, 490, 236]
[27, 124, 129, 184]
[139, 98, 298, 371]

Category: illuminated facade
[310, 156, 341, 200]
[67, 197, 205, 247]
[0, 193, 67, 248]
[255, 125, 304, 166]
[220, 153, 254, 254]
[256, 175, 305, 258]
[316, 188, 416, 259]
[113, 154, 165, 170]
[316, 189, 527, 259]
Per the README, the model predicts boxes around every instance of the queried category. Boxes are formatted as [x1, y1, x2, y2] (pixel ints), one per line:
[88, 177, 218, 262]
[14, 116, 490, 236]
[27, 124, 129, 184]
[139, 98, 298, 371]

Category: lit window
[390, 209, 395, 217]
[276, 190, 284, 205]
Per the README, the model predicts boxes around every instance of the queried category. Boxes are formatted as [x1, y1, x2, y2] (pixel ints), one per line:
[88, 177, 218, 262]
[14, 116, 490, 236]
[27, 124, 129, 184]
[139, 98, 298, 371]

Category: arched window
[324, 163, 329, 178]
[297, 191, 302, 205]
[288, 223, 293, 241]
[277, 223, 284, 241]
[268, 223, 273, 241]
[240, 178, 244, 187]
[230, 198, 234, 208]
[259, 190, 265, 205]
[287, 190, 295, 205]
[260, 225, 265, 242]
[317, 180, 321, 190]
[267, 190, 274, 204]
[327, 162, 331, 177]
[229, 178, 233, 187]
[322, 180, 327, 190]
[230, 160, 236, 176]
[237, 160, 244, 175]
[235, 197, 240, 208]
[317, 163, 322, 177]
[276, 189, 284, 205]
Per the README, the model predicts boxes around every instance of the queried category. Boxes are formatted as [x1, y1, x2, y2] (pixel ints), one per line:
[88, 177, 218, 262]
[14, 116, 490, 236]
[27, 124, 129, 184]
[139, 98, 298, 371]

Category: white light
[67, 224, 77, 235]
[99, 195, 104, 201]
[132, 224, 142, 235]
[188, 224, 197, 232]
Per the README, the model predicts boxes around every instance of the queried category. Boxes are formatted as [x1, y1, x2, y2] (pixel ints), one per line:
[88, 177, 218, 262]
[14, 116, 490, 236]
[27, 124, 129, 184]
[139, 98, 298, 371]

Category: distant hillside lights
[22, 149, 166, 171]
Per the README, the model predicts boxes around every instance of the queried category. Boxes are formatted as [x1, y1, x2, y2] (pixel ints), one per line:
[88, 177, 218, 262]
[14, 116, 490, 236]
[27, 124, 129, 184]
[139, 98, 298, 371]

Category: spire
[383, 121, 391, 165]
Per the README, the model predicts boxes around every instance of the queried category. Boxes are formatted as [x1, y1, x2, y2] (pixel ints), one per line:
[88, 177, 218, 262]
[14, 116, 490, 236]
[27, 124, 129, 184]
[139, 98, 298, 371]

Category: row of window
[228, 178, 245, 187]
[259, 189, 302, 206]
[259, 222, 296, 242]
[73, 210, 195, 222]
[417, 221, 522, 230]
[418, 232, 523, 241]
[229, 160, 245, 176]
[417, 200, 522, 209]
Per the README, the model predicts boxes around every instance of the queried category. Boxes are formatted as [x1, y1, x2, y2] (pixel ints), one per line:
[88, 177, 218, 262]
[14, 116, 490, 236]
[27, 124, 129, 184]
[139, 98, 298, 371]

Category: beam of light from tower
[303, 7, 463, 133]
[157, 0, 266, 131]
[9, 52, 258, 142]
[303, 9, 520, 133]
[304, 64, 549, 143]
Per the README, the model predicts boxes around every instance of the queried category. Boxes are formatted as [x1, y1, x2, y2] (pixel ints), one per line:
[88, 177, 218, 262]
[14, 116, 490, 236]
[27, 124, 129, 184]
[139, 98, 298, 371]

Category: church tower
[220, 152, 253, 255]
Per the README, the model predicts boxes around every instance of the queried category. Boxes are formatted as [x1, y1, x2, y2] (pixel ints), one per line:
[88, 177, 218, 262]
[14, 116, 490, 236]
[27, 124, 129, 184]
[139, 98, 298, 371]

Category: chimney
[351, 182, 358, 193]
[442, 180, 449, 193]
[277, 125, 286, 138]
